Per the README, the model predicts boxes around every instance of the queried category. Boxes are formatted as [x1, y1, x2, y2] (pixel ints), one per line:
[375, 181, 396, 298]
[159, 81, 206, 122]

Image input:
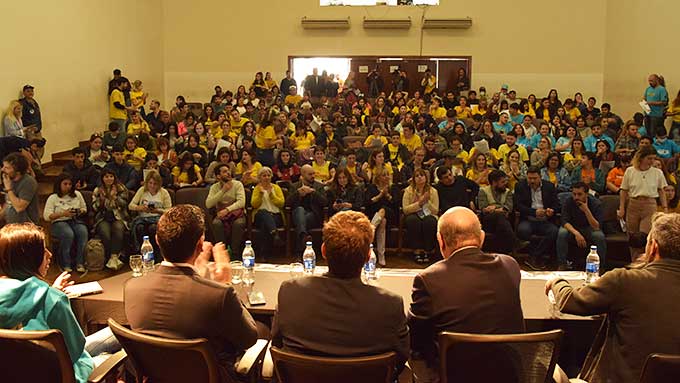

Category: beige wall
[604, 0, 679, 121]
[163, 0, 606, 106]
[0, 0, 164, 160]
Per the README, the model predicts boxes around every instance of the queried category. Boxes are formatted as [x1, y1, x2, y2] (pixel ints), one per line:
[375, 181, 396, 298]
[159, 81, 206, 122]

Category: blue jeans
[51, 220, 88, 268]
[254, 210, 283, 256]
[556, 227, 607, 266]
[292, 206, 319, 252]
[517, 219, 559, 260]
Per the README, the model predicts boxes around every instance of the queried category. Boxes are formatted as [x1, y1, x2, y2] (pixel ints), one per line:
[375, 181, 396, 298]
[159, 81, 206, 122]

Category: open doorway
[291, 57, 351, 95]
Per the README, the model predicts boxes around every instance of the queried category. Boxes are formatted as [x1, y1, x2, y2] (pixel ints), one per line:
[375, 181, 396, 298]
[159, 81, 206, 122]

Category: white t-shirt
[620, 167, 667, 198]
[138, 191, 163, 218]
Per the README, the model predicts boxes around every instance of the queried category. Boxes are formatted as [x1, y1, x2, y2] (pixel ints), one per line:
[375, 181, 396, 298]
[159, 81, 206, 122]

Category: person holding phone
[43, 173, 88, 273]
[129, 170, 172, 256]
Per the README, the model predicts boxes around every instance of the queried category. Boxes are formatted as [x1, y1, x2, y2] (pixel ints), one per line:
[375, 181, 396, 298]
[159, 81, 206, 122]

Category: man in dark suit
[287, 164, 328, 254]
[514, 166, 560, 270]
[302, 68, 322, 99]
[547, 212, 680, 383]
[124, 205, 258, 382]
[272, 211, 410, 372]
[408, 206, 524, 382]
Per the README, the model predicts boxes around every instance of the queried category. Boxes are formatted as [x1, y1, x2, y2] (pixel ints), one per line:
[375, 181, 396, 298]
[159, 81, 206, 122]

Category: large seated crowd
[2, 68, 680, 383]
[3, 69, 680, 274]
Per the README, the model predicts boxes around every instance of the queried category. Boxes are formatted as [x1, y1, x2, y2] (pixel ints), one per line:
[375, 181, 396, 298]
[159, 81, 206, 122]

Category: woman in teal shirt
[0, 223, 118, 383]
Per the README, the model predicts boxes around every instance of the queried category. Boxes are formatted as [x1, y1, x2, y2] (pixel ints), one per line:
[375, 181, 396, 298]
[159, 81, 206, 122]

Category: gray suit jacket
[124, 264, 258, 379]
[552, 259, 680, 383]
[271, 273, 410, 366]
[408, 247, 525, 364]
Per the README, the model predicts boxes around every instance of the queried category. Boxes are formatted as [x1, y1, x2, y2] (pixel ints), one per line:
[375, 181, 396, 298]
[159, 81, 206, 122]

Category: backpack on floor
[85, 239, 106, 271]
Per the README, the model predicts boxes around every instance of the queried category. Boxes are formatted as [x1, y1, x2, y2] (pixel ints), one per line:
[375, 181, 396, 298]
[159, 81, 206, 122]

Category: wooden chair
[0, 328, 126, 383]
[640, 353, 680, 383]
[268, 346, 397, 383]
[108, 319, 267, 383]
[438, 330, 563, 383]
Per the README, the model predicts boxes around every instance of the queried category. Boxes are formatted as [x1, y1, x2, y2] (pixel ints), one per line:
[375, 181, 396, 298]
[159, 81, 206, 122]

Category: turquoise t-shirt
[645, 85, 668, 117]
[0, 277, 94, 383]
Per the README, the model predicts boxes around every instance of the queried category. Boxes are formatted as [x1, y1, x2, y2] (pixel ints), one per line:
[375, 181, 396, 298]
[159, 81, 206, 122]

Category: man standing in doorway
[644, 74, 669, 138]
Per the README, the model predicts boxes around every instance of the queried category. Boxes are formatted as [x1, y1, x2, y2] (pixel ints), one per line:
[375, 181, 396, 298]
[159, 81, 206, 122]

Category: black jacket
[63, 160, 100, 191]
[287, 180, 328, 221]
[513, 180, 560, 221]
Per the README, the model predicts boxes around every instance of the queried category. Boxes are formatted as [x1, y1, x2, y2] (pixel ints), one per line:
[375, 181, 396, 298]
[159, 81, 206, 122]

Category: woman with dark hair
[200, 104, 215, 129]
[205, 146, 236, 184]
[170, 95, 187, 123]
[167, 122, 184, 152]
[128, 169, 172, 254]
[402, 168, 439, 263]
[87, 133, 109, 168]
[574, 92, 587, 114]
[473, 119, 504, 150]
[183, 132, 208, 168]
[251, 72, 267, 98]
[0, 223, 121, 383]
[172, 152, 203, 188]
[563, 136, 586, 172]
[177, 112, 196, 137]
[156, 136, 178, 169]
[594, 139, 616, 168]
[541, 152, 572, 193]
[92, 169, 129, 270]
[43, 173, 88, 273]
[311, 145, 336, 185]
[234, 148, 262, 187]
[326, 167, 363, 216]
[362, 149, 393, 185]
[237, 120, 257, 150]
[547, 89, 562, 108]
[453, 122, 473, 151]
[272, 148, 301, 185]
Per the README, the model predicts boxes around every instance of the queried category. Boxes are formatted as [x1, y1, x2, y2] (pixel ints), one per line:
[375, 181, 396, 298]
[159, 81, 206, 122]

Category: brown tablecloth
[71, 265, 592, 333]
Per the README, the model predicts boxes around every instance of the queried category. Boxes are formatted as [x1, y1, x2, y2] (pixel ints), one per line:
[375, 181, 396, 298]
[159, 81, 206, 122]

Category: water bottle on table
[302, 241, 316, 275]
[364, 244, 377, 282]
[242, 240, 255, 287]
[585, 245, 600, 284]
[141, 236, 154, 275]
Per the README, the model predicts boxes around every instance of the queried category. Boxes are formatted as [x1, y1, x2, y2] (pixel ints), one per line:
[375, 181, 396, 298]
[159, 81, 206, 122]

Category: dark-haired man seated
[478, 170, 515, 254]
[272, 211, 410, 375]
[63, 147, 99, 191]
[104, 144, 139, 190]
[124, 205, 259, 382]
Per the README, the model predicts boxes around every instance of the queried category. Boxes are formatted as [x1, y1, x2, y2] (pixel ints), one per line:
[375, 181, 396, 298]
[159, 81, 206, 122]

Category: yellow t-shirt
[123, 147, 147, 171]
[229, 117, 250, 140]
[454, 106, 472, 119]
[255, 125, 276, 149]
[542, 109, 551, 122]
[291, 131, 315, 151]
[467, 148, 501, 165]
[431, 107, 447, 120]
[668, 104, 680, 123]
[471, 105, 487, 116]
[172, 164, 201, 184]
[312, 161, 332, 182]
[566, 107, 581, 121]
[109, 89, 127, 120]
[466, 168, 489, 186]
[386, 144, 404, 170]
[285, 94, 302, 106]
[364, 134, 387, 148]
[130, 90, 145, 109]
[453, 149, 469, 164]
[401, 134, 423, 153]
[369, 163, 393, 182]
[127, 121, 150, 136]
[548, 170, 557, 185]
[210, 122, 223, 140]
[497, 144, 529, 162]
[234, 161, 262, 184]
[563, 152, 582, 163]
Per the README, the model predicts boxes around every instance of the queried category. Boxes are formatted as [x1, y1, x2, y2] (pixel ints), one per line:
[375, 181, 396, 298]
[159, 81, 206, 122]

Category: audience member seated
[43, 173, 88, 273]
[87, 133, 110, 169]
[1, 152, 39, 224]
[408, 207, 524, 382]
[271, 211, 409, 377]
[652, 127, 680, 161]
[583, 123, 615, 152]
[474, 120, 504, 150]
[499, 149, 527, 190]
[128, 170, 171, 255]
[497, 131, 529, 163]
[615, 121, 640, 156]
[287, 165, 328, 254]
[530, 136, 552, 168]
[122, 136, 147, 172]
[155, 136, 178, 168]
[0, 223, 121, 383]
[234, 148, 261, 187]
[92, 169, 129, 270]
[271, 148, 300, 186]
[541, 152, 572, 193]
[127, 111, 151, 137]
[326, 167, 363, 216]
[172, 152, 203, 188]
[206, 164, 246, 258]
[310, 146, 335, 185]
[105, 144, 139, 190]
[478, 170, 516, 254]
[64, 148, 99, 192]
[183, 133, 208, 169]
[102, 122, 126, 153]
[403, 168, 439, 263]
[384, 130, 410, 180]
[251, 166, 285, 258]
[515, 167, 560, 270]
[205, 147, 236, 185]
[562, 137, 586, 172]
[466, 151, 491, 186]
[435, 166, 478, 213]
[547, 212, 680, 383]
[142, 153, 173, 187]
[124, 205, 259, 383]
[572, 152, 605, 195]
[605, 154, 631, 194]
[557, 182, 606, 270]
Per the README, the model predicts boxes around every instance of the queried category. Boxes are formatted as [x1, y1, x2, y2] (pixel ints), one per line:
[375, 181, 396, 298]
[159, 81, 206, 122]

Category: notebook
[64, 281, 103, 298]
